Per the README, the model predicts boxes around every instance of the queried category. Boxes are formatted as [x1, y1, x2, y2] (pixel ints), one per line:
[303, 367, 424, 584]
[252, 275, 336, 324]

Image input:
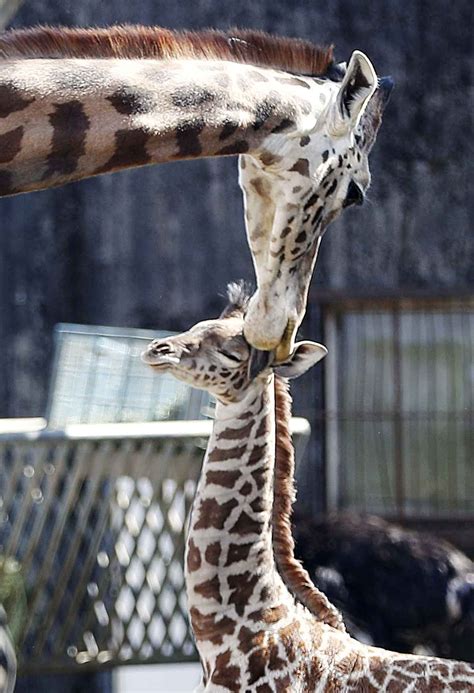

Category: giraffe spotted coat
[142, 286, 474, 692]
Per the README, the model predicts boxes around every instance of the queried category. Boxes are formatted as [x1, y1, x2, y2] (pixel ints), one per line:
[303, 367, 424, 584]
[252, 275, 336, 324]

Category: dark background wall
[0, 0, 472, 425]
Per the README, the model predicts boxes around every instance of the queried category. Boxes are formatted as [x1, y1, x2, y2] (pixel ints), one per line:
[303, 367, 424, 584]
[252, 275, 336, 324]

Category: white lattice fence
[0, 419, 309, 674]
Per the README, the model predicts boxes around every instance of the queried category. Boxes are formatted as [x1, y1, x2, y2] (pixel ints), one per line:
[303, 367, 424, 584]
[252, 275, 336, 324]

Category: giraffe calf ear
[334, 50, 377, 131]
[273, 341, 327, 379]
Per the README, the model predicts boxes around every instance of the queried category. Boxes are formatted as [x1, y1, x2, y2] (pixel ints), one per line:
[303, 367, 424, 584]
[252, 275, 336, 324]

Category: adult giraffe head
[0, 25, 392, 360]
[241, 52, 393, 358]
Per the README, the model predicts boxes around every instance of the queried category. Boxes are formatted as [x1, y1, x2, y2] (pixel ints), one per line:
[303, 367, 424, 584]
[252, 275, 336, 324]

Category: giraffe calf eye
[221, 350, 243, 363]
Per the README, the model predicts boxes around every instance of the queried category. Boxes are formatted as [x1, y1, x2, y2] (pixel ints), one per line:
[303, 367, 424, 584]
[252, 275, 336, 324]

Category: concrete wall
[0, 0, 472, 426]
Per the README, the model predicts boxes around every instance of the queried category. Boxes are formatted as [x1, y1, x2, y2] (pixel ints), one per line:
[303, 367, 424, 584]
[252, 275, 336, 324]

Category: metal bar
[392, 308, 404, 517]
[323, 310, 339, 511]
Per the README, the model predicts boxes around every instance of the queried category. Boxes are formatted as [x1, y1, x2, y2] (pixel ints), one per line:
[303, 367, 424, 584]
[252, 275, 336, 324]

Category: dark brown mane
[0, 24, 334, 77]
[273, 376, 345, 631]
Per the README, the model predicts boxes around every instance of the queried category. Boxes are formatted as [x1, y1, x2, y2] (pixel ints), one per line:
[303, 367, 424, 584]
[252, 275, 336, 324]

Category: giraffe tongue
[248, 348, 273, 380]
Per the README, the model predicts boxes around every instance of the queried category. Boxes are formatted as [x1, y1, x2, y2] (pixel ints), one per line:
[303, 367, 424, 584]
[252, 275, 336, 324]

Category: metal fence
[0, 418, 310, 674]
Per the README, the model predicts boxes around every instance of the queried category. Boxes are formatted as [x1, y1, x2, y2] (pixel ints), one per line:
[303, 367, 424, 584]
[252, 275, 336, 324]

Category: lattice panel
[0, 433, 205, 673]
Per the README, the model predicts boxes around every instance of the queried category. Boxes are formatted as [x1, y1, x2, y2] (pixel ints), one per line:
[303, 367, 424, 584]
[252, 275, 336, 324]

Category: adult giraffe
[142, 284, 474, 692]
[0, 25, 392, 356]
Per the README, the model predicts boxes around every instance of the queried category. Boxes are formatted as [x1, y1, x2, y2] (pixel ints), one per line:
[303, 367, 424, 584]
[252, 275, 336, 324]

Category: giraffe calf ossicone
[142, 283, 474, 692]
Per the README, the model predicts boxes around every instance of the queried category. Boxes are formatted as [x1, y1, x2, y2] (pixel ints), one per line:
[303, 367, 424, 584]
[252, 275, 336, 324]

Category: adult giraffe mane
[0, 24, 335, 78]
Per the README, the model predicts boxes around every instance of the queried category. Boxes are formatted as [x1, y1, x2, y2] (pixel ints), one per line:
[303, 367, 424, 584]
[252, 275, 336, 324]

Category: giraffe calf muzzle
[141, 340, 180, 368]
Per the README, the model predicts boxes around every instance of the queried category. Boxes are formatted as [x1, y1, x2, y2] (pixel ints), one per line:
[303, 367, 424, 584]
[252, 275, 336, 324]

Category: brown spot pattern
[0, 84, 34, 118]
[0, 126, 23, 163]
[275, 674, 292, 692]
[210, 650, 241, 692]
[248, 648, 267, 685]
[171, 87, 215, 108]
[189, 607, 236, 645]
[260, 150, 282, 166]
[257, 684, 273, 693]
[239, 481, 252, 496]
[193, 497, 238, 530]
[225, 542, 252, 566]
[176, 120, 204, 157]
[238, 625, 265, 654]
[268, 643, 286, 670]
[250, 496, 266, 513]
[205, 541, 221, 566]
[227, 571, 259, 616]
[206, 469, 241, 488]
[230, 510, 262, 536]
[96, 128, 150, 174]
[248, 443, 267, 466]
[107, 89, 149, 115]
[271, 118, 295, 133]
[249, 604, 288, 624]
[44, 100, 89, 178]
[251, 467, 268, 490]
[208, 443, 247, 463]
[194, 575, 222, 603]
[186, 538, 201, 572]
[217, 419, 253, 440]
[217, 140, 250, 155]
[289, 158, 310, 177]
[255, 416, 270, 439]
[219, 121, 239, 140]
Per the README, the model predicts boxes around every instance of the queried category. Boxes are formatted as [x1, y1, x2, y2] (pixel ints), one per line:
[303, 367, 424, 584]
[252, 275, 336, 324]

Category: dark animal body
[293, 513, 474, 662]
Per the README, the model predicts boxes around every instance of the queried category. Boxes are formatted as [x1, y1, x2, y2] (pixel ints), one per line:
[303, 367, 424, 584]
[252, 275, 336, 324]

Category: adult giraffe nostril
[343, 180, 364, 208]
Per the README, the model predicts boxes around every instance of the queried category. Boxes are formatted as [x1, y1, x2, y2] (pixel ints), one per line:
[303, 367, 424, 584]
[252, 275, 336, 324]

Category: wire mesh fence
[0, 420, 310, 674]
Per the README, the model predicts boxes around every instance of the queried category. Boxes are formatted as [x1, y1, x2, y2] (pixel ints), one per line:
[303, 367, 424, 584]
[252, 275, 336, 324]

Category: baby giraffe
[142, 284, 474, 692]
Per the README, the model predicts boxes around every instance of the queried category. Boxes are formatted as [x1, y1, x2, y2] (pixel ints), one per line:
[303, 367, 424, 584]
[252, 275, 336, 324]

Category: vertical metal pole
[392, 308, 404, 517]
[325, 310, 340, 512]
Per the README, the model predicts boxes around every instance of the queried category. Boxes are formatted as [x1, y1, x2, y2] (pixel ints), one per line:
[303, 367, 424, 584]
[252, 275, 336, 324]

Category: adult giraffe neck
[273, 376, 345, 631]
[0, 54, 327, 197]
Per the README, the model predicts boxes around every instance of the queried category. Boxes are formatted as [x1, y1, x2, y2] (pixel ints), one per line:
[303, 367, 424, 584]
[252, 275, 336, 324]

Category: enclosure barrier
[0, 418, 310, 674]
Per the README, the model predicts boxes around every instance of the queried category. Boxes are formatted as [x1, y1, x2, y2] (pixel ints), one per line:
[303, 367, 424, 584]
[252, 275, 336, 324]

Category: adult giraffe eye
[343, 180, 364, 207]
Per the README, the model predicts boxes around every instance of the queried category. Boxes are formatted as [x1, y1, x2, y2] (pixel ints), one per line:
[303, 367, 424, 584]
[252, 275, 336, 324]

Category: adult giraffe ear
[331, 51, 377, 134]
[273, 341, 327, 379]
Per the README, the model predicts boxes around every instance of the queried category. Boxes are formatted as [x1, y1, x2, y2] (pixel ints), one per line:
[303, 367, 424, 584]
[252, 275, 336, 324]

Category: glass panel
[335, 303, 474, 517]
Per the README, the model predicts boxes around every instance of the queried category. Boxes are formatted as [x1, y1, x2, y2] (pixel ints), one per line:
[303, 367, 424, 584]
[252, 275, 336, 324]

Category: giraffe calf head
[142, 282, 327, 403]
